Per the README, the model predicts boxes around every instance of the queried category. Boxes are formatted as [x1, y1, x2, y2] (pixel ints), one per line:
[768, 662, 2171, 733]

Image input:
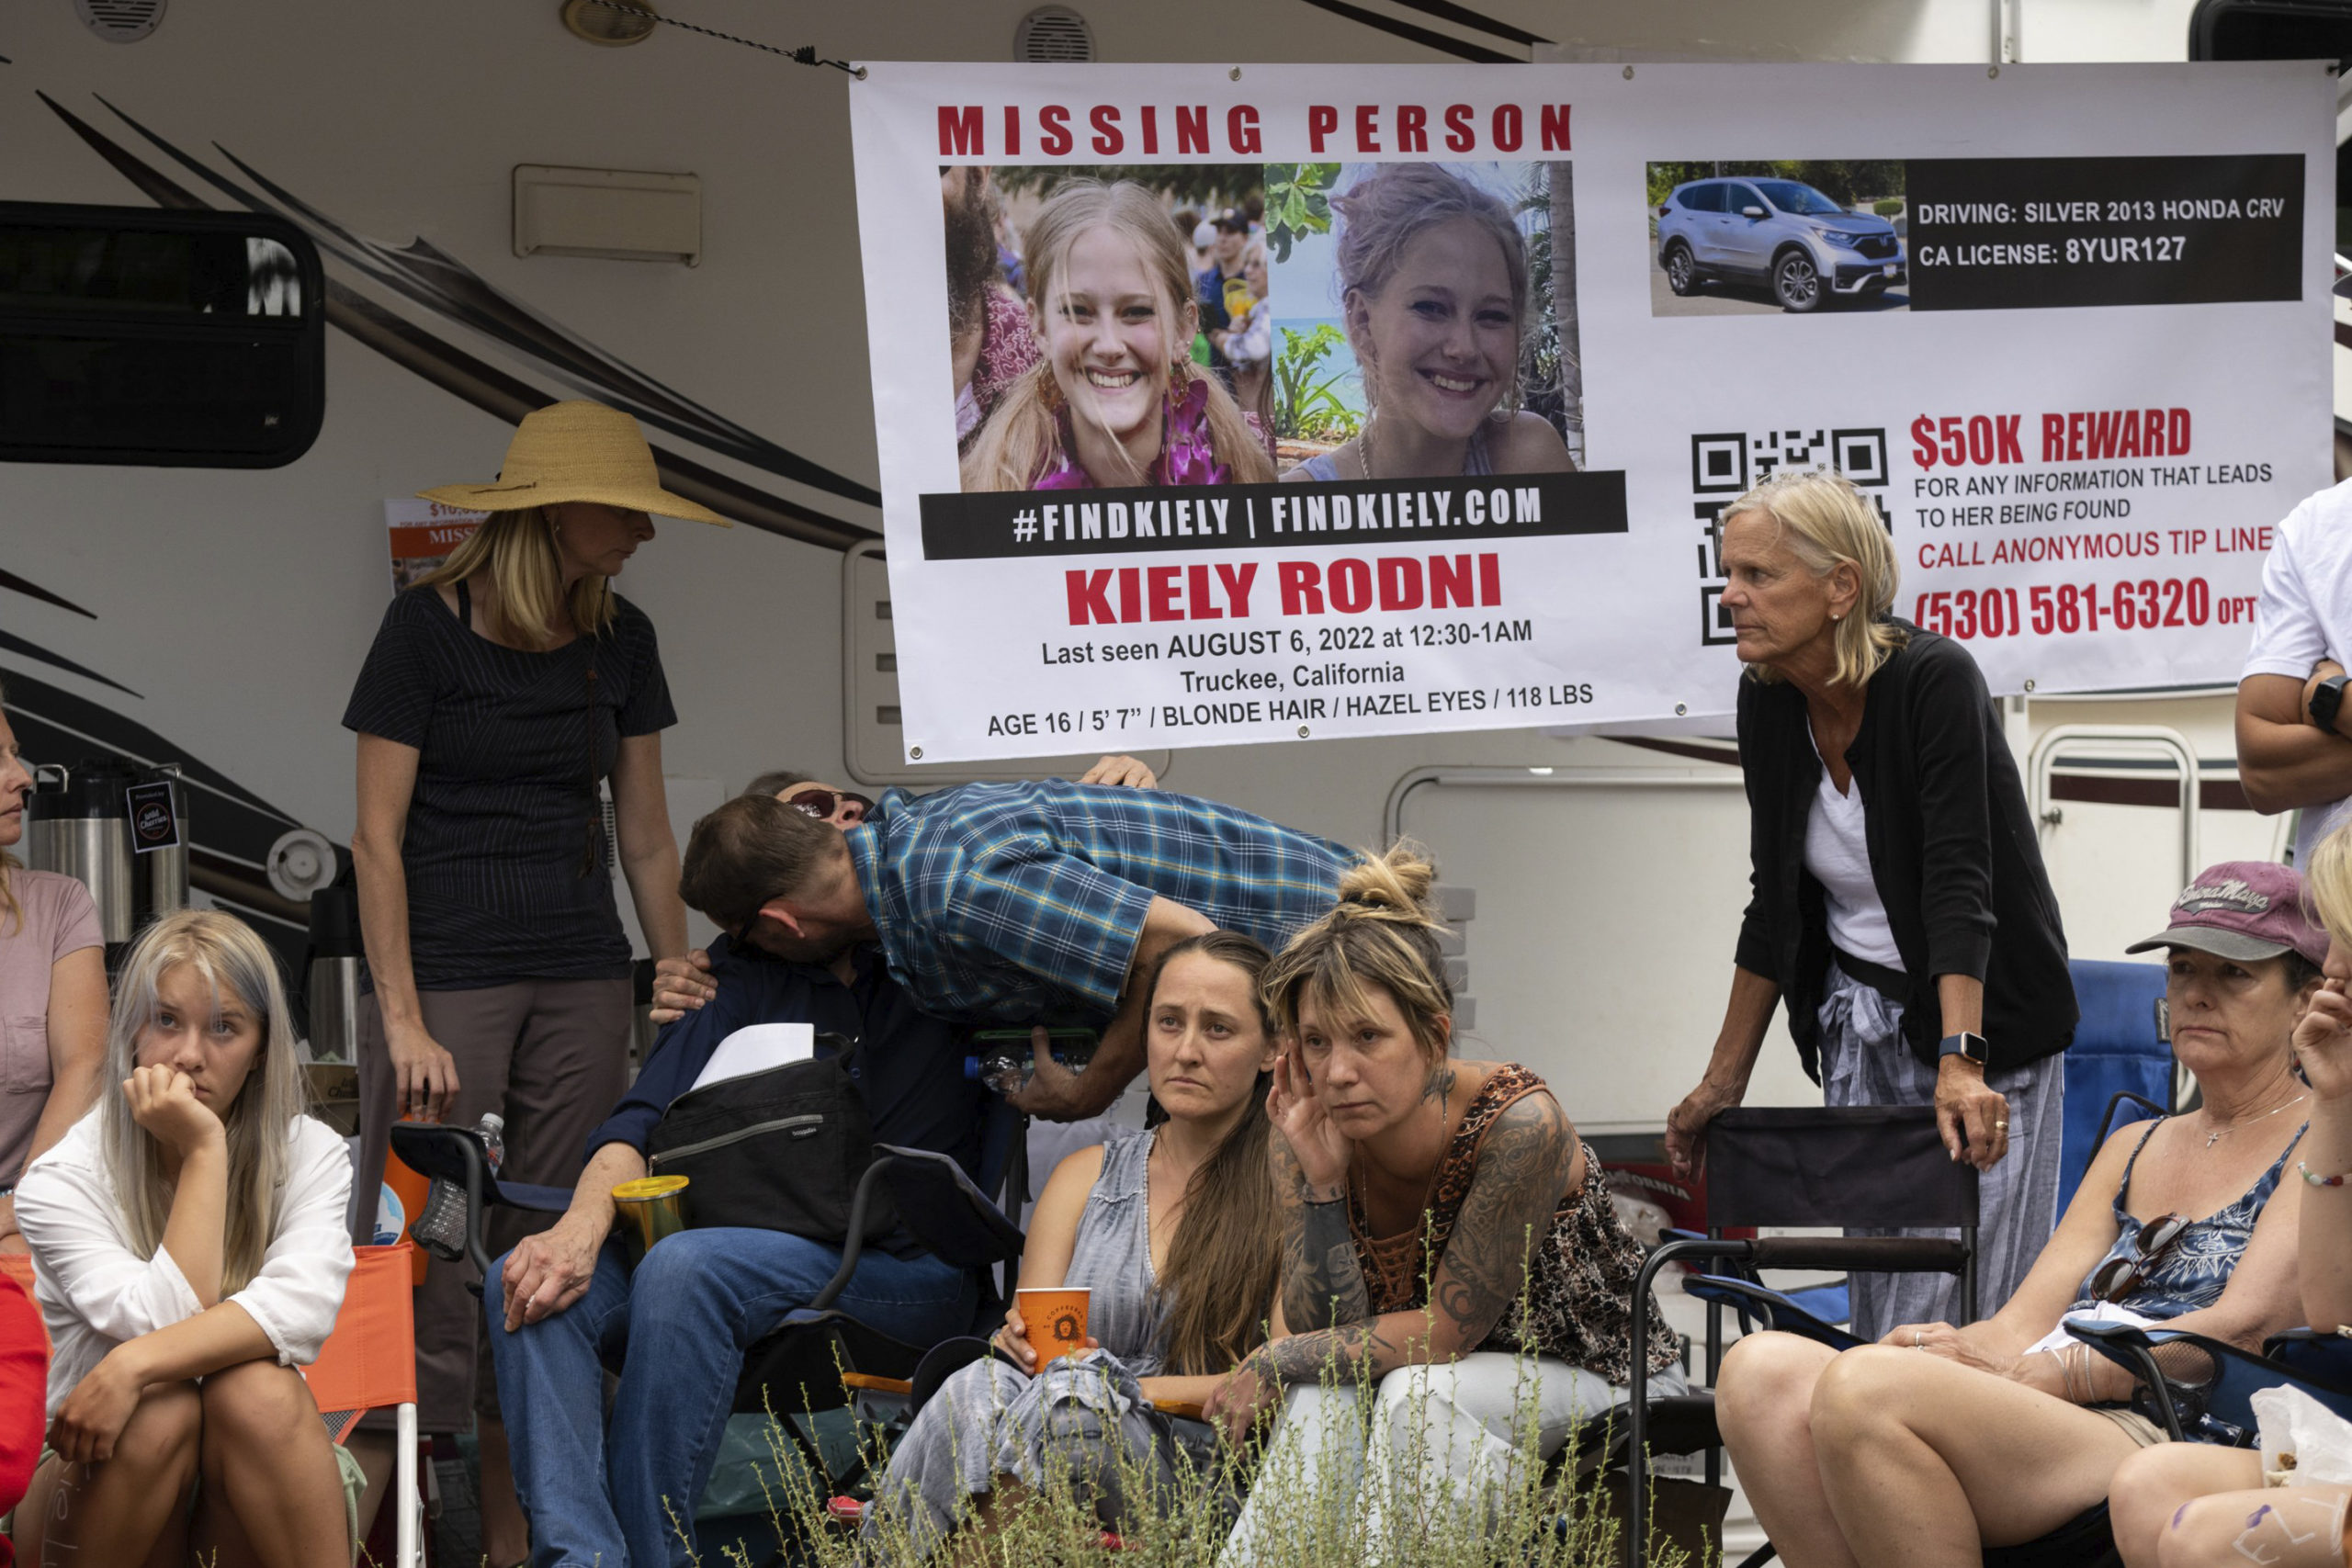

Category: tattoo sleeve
[1272, 1138, 1373, 1333]
[1246, 1319, 1405, 1386]
[1425, 1094, 1575, 1357]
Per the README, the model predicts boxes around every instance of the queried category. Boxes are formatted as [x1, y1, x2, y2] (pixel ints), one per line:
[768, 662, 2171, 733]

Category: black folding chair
[389, 1123, 1029, 1503]
[1615, 1105, 1980, 1568]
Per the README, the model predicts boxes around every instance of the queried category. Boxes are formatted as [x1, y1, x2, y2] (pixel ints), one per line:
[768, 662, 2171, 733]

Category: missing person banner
[847, 62, 2333, 762]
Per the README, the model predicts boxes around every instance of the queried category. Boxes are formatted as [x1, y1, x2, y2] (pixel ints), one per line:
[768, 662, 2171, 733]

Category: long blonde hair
[1721, 469, 1905, 689]
[1261, 842, 1453, 1065]
[962, 181, 1275, 492]
[420, 506, 616, 650]
[99, 909, 311, 1295]
[2306, 827, 2352, 953]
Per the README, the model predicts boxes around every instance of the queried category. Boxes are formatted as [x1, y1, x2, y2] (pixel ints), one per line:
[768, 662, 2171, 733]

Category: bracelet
[2301, 1160, 2351, 1189]
[1300, 1184, 1347, 1206]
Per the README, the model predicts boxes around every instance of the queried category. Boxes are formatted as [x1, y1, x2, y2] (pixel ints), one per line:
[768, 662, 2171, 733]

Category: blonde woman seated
[1210, 846, 1682, 1562]
[1717, 862, 2322, 1568]
[2109, 829, 2352, 1568]
[863, 931, 1283, 1556]
[15, 910, 358, 1567]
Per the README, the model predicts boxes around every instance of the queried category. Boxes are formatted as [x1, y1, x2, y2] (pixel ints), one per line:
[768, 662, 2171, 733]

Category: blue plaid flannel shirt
[843, 781, 1353, 1023]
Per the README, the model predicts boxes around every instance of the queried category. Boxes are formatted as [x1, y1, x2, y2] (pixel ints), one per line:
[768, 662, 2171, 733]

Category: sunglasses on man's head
[783, 787, 875, 823]
[2088, 1212, 2192, 1304]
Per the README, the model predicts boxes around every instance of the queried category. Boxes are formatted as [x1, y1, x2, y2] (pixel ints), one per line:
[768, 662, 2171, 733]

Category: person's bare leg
[191, 1359, 350, 1567]
[2110, 1444, 2264, 1567]
[2162, 1486, 2352, 1568]
[18, 1382, 200, 1566]
[1714, 1332, 1860, 1568]
[478, 1415, 530, 1565]
[1808, 1345, 2147, 1567]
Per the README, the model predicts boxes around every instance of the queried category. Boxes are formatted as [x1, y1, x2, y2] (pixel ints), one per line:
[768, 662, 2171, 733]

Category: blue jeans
[487, 1227, 978, 1568]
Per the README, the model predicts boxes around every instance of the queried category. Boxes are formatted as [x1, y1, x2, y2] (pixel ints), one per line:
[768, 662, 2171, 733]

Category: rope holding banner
[570, 0, 867, 78]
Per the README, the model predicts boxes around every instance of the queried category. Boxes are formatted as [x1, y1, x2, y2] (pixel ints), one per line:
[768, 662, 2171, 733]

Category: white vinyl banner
[848, 62, 2334, 763]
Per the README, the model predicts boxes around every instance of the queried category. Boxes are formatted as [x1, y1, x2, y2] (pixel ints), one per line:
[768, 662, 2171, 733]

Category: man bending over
[677, 780, 1353, 1120]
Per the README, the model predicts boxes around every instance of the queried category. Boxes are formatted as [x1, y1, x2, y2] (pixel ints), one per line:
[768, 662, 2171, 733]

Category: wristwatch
[1938, 1032, 1989, 1066]
[2312, 673, 2350, 733]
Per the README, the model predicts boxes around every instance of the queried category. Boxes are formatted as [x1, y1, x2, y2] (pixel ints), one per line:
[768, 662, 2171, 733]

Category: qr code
[1690, 428, 1892, 647]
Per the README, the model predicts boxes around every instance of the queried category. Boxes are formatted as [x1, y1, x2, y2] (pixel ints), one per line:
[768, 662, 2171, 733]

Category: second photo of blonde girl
[14, 908, 358, 1568]
[962, 180, 1278, 492]
[1285, 163, 1573, 482]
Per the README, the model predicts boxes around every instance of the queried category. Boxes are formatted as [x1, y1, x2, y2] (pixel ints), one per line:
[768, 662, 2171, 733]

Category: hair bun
[1334, 842, 1440, 926]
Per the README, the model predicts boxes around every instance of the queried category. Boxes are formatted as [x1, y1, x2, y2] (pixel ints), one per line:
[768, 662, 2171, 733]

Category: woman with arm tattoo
[1209, 846, 1684, 1562]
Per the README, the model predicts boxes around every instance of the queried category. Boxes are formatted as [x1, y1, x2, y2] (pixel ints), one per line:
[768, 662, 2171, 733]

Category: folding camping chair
[2068, 1319, 2352, 1447]
[311, 1243, 425, 1568]
[1613, 1105, 1980, 1568]
[390, 1105, 1030, 1506]
[0, 1246, 423, 1568]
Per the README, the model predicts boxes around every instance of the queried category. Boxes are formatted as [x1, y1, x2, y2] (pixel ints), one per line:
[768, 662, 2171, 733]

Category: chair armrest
[1682, 1274, 1863, 1352]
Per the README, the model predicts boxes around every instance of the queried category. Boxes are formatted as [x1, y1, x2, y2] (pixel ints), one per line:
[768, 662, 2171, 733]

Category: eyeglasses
[784, 787, 875, 824]
[2088, 1212, 2192, 1303]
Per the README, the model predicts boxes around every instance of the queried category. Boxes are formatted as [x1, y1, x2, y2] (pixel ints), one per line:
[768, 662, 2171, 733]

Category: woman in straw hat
[342, 400, 722, 1562]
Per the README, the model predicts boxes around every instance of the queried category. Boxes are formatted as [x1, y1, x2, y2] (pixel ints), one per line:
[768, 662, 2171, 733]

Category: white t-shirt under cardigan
[15, 1110, 355, 1417]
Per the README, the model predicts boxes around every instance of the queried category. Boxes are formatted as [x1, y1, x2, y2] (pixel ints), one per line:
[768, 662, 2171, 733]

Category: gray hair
[100, 909, 311, 1294]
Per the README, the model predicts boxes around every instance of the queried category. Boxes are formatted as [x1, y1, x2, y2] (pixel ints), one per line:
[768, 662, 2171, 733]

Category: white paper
[689, 1022, 814, 1092]
[2025, 1303, 2162, 1358]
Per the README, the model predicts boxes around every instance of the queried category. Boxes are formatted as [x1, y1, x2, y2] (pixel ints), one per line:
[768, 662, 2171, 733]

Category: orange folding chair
[307, 1244, 422, 1568]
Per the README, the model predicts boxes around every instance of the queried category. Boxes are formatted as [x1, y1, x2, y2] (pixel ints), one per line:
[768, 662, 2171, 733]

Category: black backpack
[645, 1032, 894, 1246]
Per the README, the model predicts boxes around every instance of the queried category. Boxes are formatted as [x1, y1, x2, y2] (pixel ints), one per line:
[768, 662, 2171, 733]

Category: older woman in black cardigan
[1665, 470, 2075, 1339]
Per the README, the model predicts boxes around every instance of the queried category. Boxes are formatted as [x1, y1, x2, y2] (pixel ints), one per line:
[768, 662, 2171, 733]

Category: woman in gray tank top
[863, 932, 1285, 1557]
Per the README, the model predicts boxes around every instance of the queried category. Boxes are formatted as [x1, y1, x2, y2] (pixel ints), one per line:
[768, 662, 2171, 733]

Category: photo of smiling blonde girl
[961, 180, 1278, 492]
[1285, 163, 1575, 482]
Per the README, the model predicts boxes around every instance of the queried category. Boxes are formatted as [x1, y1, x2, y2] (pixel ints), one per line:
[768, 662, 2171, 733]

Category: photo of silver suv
[1657, 176, 1905, 313]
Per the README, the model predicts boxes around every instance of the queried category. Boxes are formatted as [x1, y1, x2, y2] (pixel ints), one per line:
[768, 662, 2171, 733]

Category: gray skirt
[1816, 962, 2065, 1342]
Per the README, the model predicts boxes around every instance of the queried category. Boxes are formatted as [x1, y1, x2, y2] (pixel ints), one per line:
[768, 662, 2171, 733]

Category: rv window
[0, 203, 324, 468]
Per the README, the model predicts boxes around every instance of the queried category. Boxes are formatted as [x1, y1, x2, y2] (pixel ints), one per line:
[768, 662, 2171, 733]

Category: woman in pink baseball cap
[2109, 842, 2352, 1568]
[1722, 859, 2323, 1568]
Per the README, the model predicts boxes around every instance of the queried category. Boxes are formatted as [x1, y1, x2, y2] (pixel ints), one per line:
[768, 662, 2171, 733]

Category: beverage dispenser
[26, 760, 188, 960]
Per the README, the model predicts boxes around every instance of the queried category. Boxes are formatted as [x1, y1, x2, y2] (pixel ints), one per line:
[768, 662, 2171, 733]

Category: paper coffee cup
[613, 1174, 690, 1251]
[1015, 1286, 1091, 1366]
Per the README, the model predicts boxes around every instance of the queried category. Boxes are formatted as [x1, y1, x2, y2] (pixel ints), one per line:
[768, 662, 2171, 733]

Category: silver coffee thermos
[27, 760, 189, 958]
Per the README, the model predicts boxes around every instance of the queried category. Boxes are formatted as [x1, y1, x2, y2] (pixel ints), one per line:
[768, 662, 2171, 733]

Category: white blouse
[15, 1110, 355, 1416]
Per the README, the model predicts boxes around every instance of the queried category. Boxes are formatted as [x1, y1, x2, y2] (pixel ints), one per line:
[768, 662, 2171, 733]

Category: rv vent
[1015, 6, 1093, 62]
[561, 0, 658, 47]
[75, 0, 166, 42]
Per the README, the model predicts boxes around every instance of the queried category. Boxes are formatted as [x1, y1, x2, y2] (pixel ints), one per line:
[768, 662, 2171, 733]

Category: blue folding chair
[2060, 960, 2174, 1208]
[2069, 1320, 2352, 1446]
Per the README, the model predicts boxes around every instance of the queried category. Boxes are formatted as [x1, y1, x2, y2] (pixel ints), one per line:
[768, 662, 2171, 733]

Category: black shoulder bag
[645, 1032, 893, 1246]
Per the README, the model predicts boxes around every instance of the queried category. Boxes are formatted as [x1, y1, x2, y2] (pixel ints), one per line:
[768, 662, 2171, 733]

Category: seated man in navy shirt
[485, 924, 984, 1568]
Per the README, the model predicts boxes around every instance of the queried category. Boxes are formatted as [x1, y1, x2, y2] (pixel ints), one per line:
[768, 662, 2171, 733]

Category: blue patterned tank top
[2067, 1116, 2305, 1319]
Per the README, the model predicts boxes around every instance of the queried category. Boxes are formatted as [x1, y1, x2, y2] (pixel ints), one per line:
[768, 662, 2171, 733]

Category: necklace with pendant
[2204, 1091, 2307, 1149]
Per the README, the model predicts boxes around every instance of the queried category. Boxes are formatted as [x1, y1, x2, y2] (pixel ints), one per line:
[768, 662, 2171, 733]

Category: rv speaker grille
[1015, 6, 1094, 62]
[74, 0, 166, 42]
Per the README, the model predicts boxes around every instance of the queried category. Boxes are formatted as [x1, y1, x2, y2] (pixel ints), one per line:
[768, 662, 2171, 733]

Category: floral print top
[1350, 1063, 1681, 1385]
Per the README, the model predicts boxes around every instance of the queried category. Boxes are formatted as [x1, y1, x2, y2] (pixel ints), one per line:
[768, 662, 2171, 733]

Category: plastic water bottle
[410, 1113, 503, 1261]
[974, 1046, 1090, 1096]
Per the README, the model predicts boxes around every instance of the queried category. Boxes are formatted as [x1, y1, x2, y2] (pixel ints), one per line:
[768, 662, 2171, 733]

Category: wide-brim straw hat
[417, 400, 729, 525]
